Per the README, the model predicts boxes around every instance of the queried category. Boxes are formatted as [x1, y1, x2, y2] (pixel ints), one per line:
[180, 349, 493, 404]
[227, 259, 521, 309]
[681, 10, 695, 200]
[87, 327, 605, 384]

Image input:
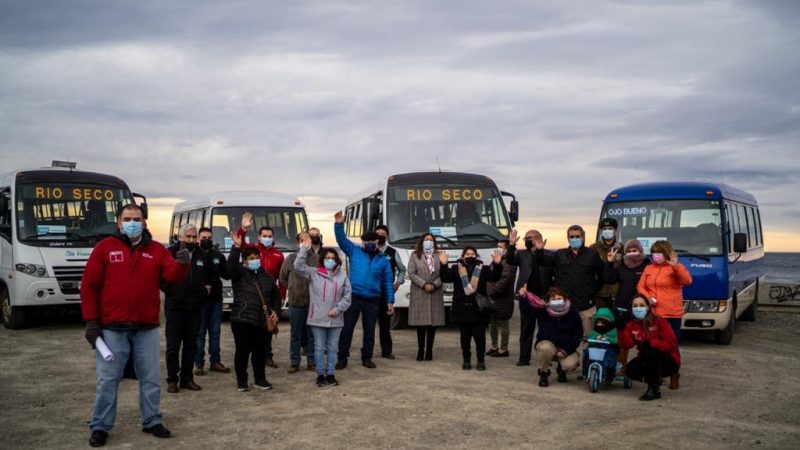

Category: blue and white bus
[599, 181, 765, 345]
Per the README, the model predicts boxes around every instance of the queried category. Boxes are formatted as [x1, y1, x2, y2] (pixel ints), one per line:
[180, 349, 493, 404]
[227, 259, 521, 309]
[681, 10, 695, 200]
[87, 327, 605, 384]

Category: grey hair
[179, 223, 198, 236]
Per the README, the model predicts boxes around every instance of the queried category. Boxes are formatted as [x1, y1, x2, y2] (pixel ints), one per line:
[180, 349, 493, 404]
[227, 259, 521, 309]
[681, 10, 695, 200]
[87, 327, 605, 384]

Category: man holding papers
[81, 204, 190, 447]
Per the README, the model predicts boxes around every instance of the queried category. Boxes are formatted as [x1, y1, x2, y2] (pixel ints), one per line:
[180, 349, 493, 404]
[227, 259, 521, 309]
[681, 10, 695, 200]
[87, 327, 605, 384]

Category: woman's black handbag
[476, 293, 496, 314]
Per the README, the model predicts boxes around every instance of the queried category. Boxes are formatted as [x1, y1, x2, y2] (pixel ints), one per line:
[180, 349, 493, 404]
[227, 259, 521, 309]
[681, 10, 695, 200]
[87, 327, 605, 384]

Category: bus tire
[740, 281, 758, 322]
[390, 308, 408, 330]
[714, 298, 735, 345]
[1, 288, 27, 330]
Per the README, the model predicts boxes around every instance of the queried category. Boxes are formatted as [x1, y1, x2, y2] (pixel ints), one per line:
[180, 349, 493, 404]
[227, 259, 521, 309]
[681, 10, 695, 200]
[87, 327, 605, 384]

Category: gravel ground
[1, 309, 799, 449]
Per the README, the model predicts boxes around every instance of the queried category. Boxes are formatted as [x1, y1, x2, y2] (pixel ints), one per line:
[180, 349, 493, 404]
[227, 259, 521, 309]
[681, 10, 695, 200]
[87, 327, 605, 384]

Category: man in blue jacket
[333, 211, 395, 369]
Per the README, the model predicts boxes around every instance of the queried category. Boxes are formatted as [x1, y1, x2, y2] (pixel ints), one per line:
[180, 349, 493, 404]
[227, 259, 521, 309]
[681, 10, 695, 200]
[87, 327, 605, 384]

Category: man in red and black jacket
[235, 211, 285, 368]
[81, 204, 190, 448]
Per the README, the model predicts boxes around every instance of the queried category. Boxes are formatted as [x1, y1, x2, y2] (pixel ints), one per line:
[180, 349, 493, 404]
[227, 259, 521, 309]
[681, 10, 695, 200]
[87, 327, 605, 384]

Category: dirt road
[1, 310, 799, 449]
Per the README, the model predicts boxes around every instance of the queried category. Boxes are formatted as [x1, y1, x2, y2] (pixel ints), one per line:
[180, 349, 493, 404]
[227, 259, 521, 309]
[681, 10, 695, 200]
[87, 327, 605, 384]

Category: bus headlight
[687, 300, 727, 313]
[15, 263, 48, 278]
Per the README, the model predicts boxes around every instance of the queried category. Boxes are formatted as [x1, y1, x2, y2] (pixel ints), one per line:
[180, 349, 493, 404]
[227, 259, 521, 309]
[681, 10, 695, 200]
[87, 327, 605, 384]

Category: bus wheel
[741, 281, 758, 322]
[714, 300, 735, 345]
[1, 288, 27, 330]
[390, 308, 408, 330]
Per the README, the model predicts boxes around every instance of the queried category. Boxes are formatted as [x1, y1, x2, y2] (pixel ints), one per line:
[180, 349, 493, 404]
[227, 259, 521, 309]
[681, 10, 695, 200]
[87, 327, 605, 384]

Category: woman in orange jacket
[637, 240, 692, 389]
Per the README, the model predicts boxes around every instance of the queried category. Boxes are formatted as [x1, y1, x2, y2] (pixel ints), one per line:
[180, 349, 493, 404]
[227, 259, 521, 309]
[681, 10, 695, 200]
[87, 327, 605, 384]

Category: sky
[1, 0, 799, 250]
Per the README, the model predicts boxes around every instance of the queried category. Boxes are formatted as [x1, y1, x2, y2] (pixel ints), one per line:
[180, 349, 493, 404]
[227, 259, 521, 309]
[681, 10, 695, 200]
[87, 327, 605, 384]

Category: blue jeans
[667, 318, 682, 342]
[289, 305, 315, 366]
[195, 301, 224, 367]
[90, 328, 161, 432]
[311, 326, 342, 376]
[337, 296, 379, 363]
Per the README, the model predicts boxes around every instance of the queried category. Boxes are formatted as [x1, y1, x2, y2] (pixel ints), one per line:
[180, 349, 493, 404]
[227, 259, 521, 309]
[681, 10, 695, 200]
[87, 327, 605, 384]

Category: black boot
[476, 360, 486, 371]
[417, 348, 424, 361]
[556, 363, 567, 383]
[639, 384, 662, 401]
[538, 369, 550, 387]
[424, 327, 435, 361]
[416, 328, 426, 361]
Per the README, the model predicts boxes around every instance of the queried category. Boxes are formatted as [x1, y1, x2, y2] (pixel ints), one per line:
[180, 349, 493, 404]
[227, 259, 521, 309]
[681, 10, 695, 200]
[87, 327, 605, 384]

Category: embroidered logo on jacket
[109, 251, 124, 263]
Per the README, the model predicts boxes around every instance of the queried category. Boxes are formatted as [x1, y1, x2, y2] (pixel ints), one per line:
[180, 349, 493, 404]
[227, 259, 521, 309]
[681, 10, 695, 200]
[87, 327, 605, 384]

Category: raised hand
[535, 237, 546, 251]
[492, 249, 503, 265]
[668, 250, 678, 266]
[607, 247, 618, 263]
[241, 212, 253, 231]
[229, 230, 243, 248]
[438, 250, 449, 265]
[518, 286, 528, 297]
[509, 229, 519, 246]
[334, 211, 344, 223]
[175, 241, 191, 265]
[300, 235, 312, 249]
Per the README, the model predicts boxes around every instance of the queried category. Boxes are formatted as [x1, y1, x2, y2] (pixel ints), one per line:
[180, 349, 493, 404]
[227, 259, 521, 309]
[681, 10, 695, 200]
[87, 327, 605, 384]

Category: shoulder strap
[253, 280, 272, 315]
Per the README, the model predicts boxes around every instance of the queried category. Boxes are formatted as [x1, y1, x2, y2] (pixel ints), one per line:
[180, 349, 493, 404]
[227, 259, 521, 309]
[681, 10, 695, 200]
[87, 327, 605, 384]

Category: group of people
[79, 206, 692, 447]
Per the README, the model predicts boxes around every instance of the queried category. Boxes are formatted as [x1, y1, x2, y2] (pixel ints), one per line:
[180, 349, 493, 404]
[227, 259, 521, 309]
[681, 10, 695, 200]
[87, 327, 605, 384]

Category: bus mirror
[733, 233, 747, 253]
[509, 200, 519, 223]
[139, 202, 149, 220]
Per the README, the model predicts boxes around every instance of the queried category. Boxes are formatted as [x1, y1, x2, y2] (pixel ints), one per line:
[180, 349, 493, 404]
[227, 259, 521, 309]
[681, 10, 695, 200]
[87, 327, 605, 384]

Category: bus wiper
[455, 233, 501, 242]
[674, 249, 711, 262]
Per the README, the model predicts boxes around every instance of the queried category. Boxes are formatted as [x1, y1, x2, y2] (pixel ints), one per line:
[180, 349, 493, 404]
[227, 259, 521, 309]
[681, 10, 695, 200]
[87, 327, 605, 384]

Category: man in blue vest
[333, 211, 395, 369]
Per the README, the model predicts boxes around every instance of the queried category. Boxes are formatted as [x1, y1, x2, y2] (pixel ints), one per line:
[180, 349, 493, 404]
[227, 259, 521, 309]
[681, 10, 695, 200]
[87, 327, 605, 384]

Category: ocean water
[765, 252, 800, 282]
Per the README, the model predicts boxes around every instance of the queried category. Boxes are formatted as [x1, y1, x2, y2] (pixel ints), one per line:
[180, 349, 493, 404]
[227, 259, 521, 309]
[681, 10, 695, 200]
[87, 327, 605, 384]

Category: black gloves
[85, 319, 101, 348]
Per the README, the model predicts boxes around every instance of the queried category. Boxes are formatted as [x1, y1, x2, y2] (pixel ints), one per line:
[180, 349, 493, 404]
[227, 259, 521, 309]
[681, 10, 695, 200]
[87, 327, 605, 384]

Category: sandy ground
[1, 310, 799, 450]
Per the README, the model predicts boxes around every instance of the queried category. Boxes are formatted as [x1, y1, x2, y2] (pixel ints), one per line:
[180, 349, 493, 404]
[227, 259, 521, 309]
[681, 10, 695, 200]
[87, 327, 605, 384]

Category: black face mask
[200, 240, 213, 251]
[377, 236, 387, 246]
[184, 242, 198, 252]
[525, 240, 534, 251]
[310, 235, 322, 246]
[463, 257, 477, 266]
[594, 322, 614, 334]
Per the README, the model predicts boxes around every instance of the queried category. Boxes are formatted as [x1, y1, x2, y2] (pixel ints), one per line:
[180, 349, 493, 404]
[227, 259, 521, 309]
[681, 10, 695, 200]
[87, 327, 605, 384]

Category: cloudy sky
[2, 1, 799, 250]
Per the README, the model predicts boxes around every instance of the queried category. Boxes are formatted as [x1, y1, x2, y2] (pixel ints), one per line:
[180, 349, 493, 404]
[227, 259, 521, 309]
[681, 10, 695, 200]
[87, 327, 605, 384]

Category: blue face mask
[549, 299, 566, 310]
[601, 230, 615, 240]
[247, 259, 261, 270]
[423, 240, 434, 251]
[364, 243, 377, 252]
[259, 237, 273, 248]
[121, 221, 143, 239]
[568, 237, 583, 249]
[324, 259, 337, 271]
[631, 306, 648, 320]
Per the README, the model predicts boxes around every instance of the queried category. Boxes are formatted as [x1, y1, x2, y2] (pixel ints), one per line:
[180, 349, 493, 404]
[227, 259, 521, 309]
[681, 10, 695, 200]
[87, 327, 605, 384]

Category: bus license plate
[444, 283, 454, 294]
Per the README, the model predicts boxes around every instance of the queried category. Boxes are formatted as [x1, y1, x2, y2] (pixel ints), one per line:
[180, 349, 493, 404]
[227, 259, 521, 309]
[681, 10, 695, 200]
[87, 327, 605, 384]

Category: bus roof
[603, 181, 758, 205]
[388, 171, 497, 186]
[173, 191, 305, 212]
[0, 168, 130, 189]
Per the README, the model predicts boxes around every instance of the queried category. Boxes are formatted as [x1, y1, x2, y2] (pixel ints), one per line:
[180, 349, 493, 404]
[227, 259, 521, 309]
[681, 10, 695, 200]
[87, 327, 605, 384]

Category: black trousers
[165, 309, 202, 385]
[378, 296, 393, 356]
[458, 321, 487, 362]
[231, 321, 268, 385]
[626, 347, 680, 385]
[518, 315, 536, 364]
[416, 326, 437, 356]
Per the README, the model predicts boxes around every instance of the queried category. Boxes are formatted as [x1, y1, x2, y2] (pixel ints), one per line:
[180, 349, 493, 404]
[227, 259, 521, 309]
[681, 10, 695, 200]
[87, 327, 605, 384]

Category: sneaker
[493, 350, 510, 358]
[287, 366, 299, 374]
[556, 365, 567, 383]
[142, 423, 172, 439]
[254, 380, 273, 390]
[316, 375, 327, 387]
[362, 360, 377, 369]
[237, 383, 250, 392]
[265, 359, 279, 369]
[485, 348, 499, 356]
[326, 375, 339, 386]
[194, 366, 205, 376]
[476, 361, 486, 371]
[89, 430, 108, 447]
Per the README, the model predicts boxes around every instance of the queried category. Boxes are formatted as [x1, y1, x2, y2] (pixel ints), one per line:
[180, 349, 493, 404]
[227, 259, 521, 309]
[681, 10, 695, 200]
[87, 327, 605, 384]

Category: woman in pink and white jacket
[294, 236, 352, 387]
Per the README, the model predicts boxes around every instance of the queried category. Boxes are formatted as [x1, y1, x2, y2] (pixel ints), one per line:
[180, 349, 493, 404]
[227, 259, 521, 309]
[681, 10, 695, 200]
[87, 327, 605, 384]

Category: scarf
[623, 252, 646, 269]
[458, 261, 482, 295]
[526, 292, 571, 317]
[423, 248, 435, 274]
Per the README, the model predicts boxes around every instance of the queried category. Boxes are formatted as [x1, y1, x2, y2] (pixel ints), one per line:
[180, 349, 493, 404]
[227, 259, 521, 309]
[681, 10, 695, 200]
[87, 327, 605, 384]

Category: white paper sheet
[95, 337, 115, 361]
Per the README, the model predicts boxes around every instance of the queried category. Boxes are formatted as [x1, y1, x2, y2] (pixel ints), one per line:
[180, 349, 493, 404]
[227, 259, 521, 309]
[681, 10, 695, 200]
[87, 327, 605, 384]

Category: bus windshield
[386, 183, 509, 245]
[16, 183, 134, 243]
[209, 206, 308, 251]
[601, 199, 724, 256]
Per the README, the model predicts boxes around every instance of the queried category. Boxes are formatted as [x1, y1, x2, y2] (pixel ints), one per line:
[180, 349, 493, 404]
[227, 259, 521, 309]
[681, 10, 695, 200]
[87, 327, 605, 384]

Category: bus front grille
[52, 266, 85, 295]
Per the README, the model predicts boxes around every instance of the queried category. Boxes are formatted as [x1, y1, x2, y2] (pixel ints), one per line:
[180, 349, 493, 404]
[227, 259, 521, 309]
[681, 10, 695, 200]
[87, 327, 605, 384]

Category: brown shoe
[167, 382, 180, 394]
[209, 363, 231, 373]
[287, 366, 299, 374]
[307, 363, 316, 372]
[194, 367, 205, 376]
[180, 381, 202, 391]
[265, 359, 279, 369]
[669, 372, 680, 390]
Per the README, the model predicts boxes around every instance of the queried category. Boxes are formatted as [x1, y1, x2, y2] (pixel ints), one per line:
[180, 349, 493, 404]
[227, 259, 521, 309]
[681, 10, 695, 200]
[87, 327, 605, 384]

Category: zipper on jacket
[310, 303, 315, 320]
[322, 281, 327, 303]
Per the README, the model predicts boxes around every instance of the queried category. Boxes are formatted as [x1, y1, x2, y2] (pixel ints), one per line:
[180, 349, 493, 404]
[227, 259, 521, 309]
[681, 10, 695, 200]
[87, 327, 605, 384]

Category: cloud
[1, 0, 799, 249]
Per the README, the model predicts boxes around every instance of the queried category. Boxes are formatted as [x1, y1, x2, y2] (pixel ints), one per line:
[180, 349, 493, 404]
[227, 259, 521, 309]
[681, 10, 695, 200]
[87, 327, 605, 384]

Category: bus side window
[746, 206, 758, 248]
[755, 209, 763, 246]
[0, 190, 11, 240]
